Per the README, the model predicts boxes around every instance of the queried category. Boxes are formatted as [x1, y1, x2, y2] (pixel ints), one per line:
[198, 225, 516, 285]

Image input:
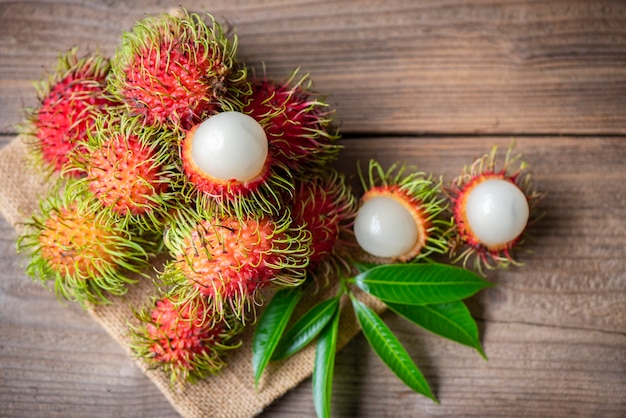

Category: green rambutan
[446, 145, 544, 274]
[108, 9, 249, 130]
[20, 48, 118, 175]
[130, 295, 242, 385]
[160, 207, 311, 320]
[16, 184, 152, 306]
[353, 160, 450, 262]
[66, 113, 181, 232]
[242, 70, 341, 173]
[291, 169, 357, 281]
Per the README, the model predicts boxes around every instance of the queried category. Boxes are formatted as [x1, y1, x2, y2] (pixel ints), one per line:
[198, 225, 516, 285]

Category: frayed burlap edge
[0, 136, 385, 418]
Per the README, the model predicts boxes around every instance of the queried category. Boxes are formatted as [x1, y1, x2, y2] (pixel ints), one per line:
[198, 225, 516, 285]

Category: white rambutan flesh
[354, 195, 419, 259]
[464, 178, 530, 248]
[189, 111, 268, 182]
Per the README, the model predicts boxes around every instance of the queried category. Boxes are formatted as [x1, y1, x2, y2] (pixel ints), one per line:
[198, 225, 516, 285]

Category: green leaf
[353, 263, 493, 305]
[312, 305, 340, 418]
[351, 260, 379, 274]
[387, 301, 487, 359]
[252, 287, 303, 387]
[272, 296, 341, 361]
[351, 296, 438, 403]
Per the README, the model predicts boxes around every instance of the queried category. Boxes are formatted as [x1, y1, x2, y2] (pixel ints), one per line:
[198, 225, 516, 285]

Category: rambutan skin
[130, 295, 242, 384]
[21, 48, 118, 175]
[108, 9, 250, 130]
[16, 183, 152, 306]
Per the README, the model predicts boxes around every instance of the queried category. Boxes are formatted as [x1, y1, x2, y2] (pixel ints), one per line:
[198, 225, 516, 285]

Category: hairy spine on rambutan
[65, 113, 182, 233]
[180, 111, 294, 217]
[16, 183, 152, 306]
[19, 48, 118, 176]
[291, 169, 358, 283]
[446, 144, 544, 274]
[130, 295, 242, 385]
[158, 207, 312, 321]
[354, 160, 451, 263]
[243, 69, 341, 173]
[108, 9, 250, 130]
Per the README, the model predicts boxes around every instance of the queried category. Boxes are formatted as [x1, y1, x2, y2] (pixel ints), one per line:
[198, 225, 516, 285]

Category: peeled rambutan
[353, 160, 450, 262]
[108, 9, 249, 130]
[16, 184, 152, 306]
[291, 169, 357, 281]
[243, 70, 341, 173]
[446, 144, 544, 273]
[160, 208, 311, 320]
[66, 113, 181, 232]
[130, 295, 242, 385]
[20, 48, 118, 175]
[181, 111, 294, 216]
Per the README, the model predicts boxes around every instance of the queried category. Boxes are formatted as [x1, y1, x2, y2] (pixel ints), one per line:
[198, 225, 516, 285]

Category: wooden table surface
[1, 1, 625, 417]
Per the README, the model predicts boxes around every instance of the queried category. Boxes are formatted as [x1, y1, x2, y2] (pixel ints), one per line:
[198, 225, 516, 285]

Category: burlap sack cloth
[0, 136, 385, 418]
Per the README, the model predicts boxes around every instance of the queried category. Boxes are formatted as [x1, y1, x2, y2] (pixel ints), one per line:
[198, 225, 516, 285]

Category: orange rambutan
[66, 113, 181, 232]
[16, 184, 152, 306]
[160, 207, 311, 320]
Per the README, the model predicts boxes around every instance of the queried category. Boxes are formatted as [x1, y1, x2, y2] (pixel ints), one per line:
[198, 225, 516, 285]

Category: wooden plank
[1, 0, 626, 135]
[1, 134, 624, 417]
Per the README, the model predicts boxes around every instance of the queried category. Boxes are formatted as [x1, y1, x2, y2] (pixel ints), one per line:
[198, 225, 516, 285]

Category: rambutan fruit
[160, 208, 311, 320]
[16, 184, 152, 306]
[20, 48, 118, 175]
[181, 111, 294, 216]
[130, 295, 242, 385]
[446, 144, 544, 273]
[353, 160, 450, 262]
[291, 169, 358, 281]
[66, 113, 181, 232]
[108, 9, 250, 130]
[243, 70, 341, 173]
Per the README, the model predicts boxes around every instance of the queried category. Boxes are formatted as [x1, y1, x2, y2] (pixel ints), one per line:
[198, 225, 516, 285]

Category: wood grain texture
[1, 135, 624, 417]
[1, 0, 626, 135]
[1, 0, 625, 417]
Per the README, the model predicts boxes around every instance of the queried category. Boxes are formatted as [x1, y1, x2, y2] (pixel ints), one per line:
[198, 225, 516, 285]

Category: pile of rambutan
[15, 7, 543, 411]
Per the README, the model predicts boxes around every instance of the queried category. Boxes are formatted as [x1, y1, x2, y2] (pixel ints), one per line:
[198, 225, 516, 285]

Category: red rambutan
[291, 169, 357, 281]
[21, 48, 118, 175]
[108, 9, 249, 130]
[243, 70, 341, 173]
[130, 295, 242, 385]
